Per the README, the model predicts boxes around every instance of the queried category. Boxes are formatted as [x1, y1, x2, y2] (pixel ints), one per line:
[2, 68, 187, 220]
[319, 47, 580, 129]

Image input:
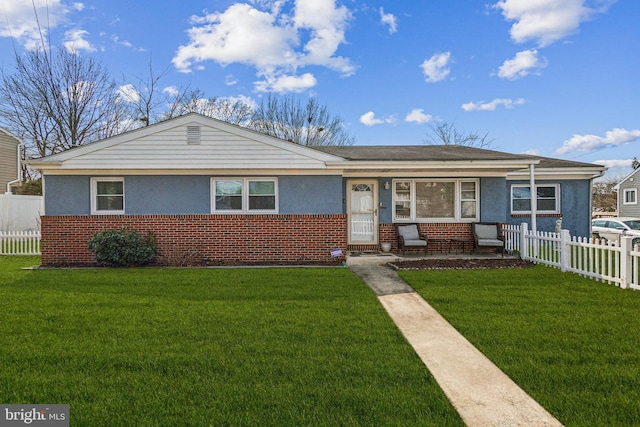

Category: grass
[0, 257, 463, 427]
[400, 264, 640, 427]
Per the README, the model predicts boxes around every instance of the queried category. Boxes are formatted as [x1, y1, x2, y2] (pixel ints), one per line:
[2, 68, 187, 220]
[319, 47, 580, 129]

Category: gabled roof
[26, 113, 606, 179]
[614, 167, 640, 190]
[28, 113, 345, 171]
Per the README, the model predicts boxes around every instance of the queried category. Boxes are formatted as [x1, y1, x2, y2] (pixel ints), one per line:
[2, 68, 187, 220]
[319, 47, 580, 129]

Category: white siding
[59, 123, 333, 170]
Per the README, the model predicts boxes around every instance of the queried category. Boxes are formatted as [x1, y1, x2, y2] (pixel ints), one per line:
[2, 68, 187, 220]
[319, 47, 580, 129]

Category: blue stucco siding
[44, 175, 91, 215]
[278, 175, 344, 214]
[504, 180, 592, 237]
[479, 177, 507, 222]
[125, 176, 210, 214]
[45, 174, 344, 216]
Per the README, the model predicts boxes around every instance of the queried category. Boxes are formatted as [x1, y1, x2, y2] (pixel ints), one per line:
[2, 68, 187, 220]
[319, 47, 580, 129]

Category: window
[623, 188, 637, 205]
[511, 184, 560, 214]
[393, 179, 478, 222]
[212, 178, 277, 213]
[91, 177, 124, 214]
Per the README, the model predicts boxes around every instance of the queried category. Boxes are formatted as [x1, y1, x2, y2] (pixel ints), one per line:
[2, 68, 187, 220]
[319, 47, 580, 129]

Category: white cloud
[498, 49, 547, 80]
[405, 109, 432, 124]
[225, 75, 238, 86]
[254, 73, 317, 93]
[522, 148, 540, 155]
[172, 0, 354, 94]
[63, 29, 95, 53]
[462, 98, 525, 112]
[379, 7, 397, 34]
[117, 84, 141, 103]
[593, 158, 633, 170]
[420, 52, 452, 83]
[493, 0, 615, 47]
[111, 35, 146, 52]
[556, 128, 640, 155]
[162, 86, 179, 97]
[0, 0, 68, 50]
[360, 111, 396, 126]
[72, 2, 84, 11]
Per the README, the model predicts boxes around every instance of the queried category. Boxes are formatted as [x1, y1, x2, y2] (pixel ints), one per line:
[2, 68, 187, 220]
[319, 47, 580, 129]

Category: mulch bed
[389, 258, 535, 270]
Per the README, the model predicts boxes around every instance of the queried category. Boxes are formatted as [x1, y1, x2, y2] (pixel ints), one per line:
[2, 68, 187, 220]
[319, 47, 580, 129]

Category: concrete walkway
[348, 255, 563, 427]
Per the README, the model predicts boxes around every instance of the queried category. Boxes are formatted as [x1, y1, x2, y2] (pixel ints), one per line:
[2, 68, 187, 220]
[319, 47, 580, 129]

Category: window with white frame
[393, 179, 479, 222]
[623, 188, 637, 205]
[91, 177, 124, 214]
[212, 178, 277, 213]
[511, 184, 560, 214]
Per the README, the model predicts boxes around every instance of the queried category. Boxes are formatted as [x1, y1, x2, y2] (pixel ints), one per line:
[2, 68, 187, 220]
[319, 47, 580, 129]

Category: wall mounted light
[384, 181, 390, 190]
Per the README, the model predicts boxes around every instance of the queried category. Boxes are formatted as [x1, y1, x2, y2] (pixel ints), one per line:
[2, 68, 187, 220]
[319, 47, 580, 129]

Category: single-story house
[0, 127, 21, 193]
[614, 167, 640, 217]
[28, 113, 606, 266]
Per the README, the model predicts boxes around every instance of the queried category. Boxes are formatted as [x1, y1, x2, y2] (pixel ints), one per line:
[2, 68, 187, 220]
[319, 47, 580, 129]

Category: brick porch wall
[41, 214, 348, 267]
[377, 222, 474, 253]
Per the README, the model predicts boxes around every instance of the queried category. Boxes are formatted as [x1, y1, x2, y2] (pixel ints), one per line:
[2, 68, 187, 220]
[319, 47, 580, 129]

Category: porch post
[529, 164, 537, 234]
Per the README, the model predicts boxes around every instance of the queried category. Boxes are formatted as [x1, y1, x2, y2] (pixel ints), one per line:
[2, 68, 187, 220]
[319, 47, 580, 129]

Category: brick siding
[41, 216, 484, 266]
[41, 214, 348, 267]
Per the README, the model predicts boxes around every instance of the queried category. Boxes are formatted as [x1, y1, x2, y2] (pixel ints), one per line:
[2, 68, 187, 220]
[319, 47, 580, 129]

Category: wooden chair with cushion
[396, 223, 428, 255]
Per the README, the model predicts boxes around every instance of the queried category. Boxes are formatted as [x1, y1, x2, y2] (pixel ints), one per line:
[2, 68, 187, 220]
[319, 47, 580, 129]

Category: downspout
[529, 163, 537, 234]
[5, 143, 23, 194]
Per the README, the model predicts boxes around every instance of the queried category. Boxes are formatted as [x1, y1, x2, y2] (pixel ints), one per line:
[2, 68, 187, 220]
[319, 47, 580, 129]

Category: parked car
[592, 217, 640, 244]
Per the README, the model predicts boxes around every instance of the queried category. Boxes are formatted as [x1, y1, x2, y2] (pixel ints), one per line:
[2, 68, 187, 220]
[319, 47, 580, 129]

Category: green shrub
[88, 228, 157, 267]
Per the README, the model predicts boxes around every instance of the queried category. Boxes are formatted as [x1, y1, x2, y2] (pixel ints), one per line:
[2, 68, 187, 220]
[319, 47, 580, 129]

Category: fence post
[520, 222, 528, 260]
[560, 229, 570, 272]
[620, 236, 633, 289]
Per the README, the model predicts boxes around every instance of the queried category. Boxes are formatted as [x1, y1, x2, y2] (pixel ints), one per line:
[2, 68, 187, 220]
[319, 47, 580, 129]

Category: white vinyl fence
[0, 193, 43, 231]
[0, 230, 41, 255]
[503, 223, 640, 290]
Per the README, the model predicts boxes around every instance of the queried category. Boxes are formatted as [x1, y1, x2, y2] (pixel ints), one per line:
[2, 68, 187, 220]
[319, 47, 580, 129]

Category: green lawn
[400, 265, 640, 427]
[0, 257, 463, 427]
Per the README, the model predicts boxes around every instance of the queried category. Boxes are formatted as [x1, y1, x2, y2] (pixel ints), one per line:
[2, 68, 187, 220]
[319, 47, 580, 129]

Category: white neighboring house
[0, 127, 42, 231]
[614, 167, 640, 218]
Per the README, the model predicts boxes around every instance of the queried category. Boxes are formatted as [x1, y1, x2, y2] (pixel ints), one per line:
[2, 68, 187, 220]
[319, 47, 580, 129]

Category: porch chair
[472, 222, 505, 257]
[396, 223, 428, 255]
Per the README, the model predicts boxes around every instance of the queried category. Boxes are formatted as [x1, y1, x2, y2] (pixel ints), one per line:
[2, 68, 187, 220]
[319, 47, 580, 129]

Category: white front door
[348, 181, 378, 244]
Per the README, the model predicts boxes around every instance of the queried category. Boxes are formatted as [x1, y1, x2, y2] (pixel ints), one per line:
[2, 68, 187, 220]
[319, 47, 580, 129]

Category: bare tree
[118, 61, 170, 127]
[163, 88, 253, 126]
[425, 121, 494, 148]
[592, 176, 620, 213]
[248, 94, 354, 146]
[0, 48, 126, 158]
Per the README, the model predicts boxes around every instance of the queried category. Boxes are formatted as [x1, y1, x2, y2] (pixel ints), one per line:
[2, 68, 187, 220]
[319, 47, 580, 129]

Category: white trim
[623, 188, 637, 205]
[211, 177, 278, 214]
[347, 180, 378, 245]
[392, 179, 480, 223]
[510, 183, 560, 215]
[90, 177, 124, 215]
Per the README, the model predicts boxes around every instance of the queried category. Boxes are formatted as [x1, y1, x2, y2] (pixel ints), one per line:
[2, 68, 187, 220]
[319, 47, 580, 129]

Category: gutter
[5, 143, 23, 194]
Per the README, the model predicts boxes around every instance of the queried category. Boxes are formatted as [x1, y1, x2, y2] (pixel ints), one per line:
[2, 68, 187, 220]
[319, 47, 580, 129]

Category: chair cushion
[474, 224, 498, 240]
[403, 239, 427, 247]
[477, 238, 504, 247]
[398, 225, 420, 241]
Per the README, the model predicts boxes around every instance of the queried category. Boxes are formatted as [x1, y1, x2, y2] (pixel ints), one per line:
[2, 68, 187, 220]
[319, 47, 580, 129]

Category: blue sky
[1, 0, 638, 179]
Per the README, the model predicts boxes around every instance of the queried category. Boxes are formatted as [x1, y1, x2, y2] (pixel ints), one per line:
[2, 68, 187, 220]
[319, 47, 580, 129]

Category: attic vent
[187, 125, 201, 145]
